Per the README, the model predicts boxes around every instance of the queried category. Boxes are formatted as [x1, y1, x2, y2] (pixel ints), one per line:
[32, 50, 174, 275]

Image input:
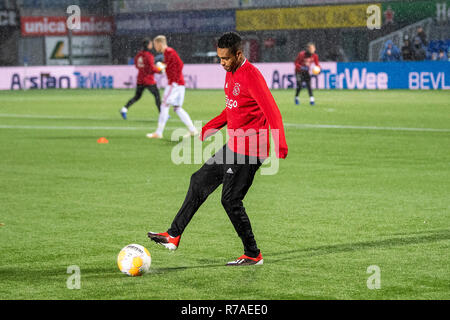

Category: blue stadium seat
[428, 40, 439, 53]
[426, 39, 450, 60]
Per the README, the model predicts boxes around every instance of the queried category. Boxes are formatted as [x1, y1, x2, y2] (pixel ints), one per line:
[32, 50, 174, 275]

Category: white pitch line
[0, 113, 156, 122]
[0, 113, 449, 133]
[0, 124, 147, 130]
[284, 123, 450, 133]
[0, 123, 449, 133]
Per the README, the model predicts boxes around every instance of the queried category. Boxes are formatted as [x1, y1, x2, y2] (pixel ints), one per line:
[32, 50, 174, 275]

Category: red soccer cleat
[226, 253, 264, 266]
[147, 231, 180, 251]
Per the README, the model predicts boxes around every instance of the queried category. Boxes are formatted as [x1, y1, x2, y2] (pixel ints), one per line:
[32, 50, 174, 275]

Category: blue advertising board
[333, 61, 450, 90]
[115, 9, 236, 35]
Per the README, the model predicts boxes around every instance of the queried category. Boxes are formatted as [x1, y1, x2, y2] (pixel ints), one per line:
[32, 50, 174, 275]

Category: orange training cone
[97, 137, 109, 144]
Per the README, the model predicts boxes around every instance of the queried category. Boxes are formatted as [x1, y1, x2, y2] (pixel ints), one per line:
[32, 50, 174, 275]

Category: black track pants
[125, 84, 161, 112]
[168, 145, 264, 258]
[295, 71, 313, 97]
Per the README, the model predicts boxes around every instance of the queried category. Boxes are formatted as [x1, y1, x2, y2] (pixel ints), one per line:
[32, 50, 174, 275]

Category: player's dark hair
[142, 38, 151, 49]
[305, 42, 315, 57]
[217, 32, 243, 55]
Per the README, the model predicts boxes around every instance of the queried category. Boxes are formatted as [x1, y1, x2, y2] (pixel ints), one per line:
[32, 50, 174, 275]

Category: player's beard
[221, 55, 241, 73]
[222, 61, 235, 72]
[228, 58, 242, 73]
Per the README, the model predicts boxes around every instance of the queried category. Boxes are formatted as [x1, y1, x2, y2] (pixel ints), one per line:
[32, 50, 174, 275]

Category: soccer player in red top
[120, 38, 162, 120]
[294, 42, 321, 106]
[148, 32, 288, 266]
[146, 35, 197, 139]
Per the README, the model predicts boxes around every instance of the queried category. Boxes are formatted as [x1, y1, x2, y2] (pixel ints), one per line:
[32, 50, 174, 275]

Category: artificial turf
[0, 88, 449, 299]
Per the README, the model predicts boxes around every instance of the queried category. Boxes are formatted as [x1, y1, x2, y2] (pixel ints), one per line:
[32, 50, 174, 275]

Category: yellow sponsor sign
[236, 4, 381, 31]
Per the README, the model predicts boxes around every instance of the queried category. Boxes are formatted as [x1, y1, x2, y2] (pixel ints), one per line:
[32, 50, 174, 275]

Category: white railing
[368, 18, 434, 61]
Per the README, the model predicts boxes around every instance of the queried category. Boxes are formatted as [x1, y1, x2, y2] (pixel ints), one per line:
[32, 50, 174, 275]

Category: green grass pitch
[0, 88, 449, 300]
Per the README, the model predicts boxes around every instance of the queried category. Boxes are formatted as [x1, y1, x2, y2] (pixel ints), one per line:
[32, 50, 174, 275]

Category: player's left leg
[146, 84, 161, 113]
[147, 85, 172, 138]
[221, 150, 264, 265]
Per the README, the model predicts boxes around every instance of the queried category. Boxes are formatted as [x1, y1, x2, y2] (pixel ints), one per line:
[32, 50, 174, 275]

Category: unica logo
[21, 16, 114, 36]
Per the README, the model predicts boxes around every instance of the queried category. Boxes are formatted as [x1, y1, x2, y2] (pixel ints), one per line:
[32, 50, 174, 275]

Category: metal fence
[368, 17, 434, 61]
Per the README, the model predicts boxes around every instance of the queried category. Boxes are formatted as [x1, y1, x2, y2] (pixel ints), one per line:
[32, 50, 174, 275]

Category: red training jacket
[200, 60, 288, 159]
[294, 51, 320, 72]
[135, 50, 160, 86]
[164, 47, 185, 86]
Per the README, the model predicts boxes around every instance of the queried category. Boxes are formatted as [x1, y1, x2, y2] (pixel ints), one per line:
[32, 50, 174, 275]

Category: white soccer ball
[312, 65, 321, 75]
[156, 61, 166, 72]
[117, 244, 151, 276]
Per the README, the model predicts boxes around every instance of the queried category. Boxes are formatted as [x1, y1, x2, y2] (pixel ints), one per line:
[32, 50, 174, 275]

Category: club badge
[233, 83, 240, 96]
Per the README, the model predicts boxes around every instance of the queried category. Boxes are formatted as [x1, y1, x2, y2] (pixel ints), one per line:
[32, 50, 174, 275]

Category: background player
[294, 42, 321, 106]
[120, 38, 162, 120]
[147, 32, 288, 266]
[146, 35, 198, 139]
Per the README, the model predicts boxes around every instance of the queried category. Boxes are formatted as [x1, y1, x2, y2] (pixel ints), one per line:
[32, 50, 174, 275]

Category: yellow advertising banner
[236, 4, 381, 31]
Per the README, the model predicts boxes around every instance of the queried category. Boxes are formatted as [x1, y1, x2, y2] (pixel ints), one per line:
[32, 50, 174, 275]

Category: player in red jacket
[148, 32, 288, 266]
[120, 38, 162, 120]
[294, 42, 320, 106]
[146, 35, 197, 139]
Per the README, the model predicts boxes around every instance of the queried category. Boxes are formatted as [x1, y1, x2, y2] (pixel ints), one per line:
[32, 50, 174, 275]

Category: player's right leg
[121, 85, 144, 119]
[146, 84, 172, 138]
[221, 150, 263, 265]
[304, 73, 315, 105]
[148, 145, 227, 250]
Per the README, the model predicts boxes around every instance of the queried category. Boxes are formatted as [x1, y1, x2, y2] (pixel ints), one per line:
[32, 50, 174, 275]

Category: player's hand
[200, 128, 218, 141]
[277, 147, 288, 159]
